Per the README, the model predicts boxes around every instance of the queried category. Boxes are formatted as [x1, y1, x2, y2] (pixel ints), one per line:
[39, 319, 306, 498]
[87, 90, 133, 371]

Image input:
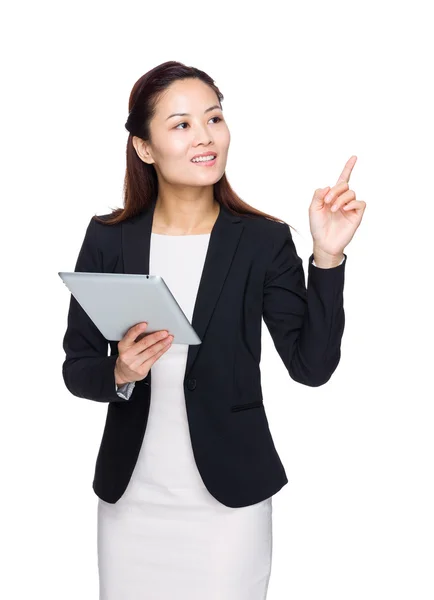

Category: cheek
[170, 136, 190, 156]
[156, 143, 192, 177]
[154, 135, 186, 160]
[218, 127, 231, 152]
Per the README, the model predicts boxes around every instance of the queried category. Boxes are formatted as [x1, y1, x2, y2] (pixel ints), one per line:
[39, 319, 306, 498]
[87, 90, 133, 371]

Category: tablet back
[58, 272, 201, 345]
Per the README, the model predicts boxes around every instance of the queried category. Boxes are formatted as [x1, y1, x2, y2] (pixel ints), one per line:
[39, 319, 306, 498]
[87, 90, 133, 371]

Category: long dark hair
[93, 61, 295, 232]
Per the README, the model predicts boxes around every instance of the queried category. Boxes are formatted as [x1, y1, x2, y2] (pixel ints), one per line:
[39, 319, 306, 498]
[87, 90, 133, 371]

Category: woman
[62, 61, 366, 600]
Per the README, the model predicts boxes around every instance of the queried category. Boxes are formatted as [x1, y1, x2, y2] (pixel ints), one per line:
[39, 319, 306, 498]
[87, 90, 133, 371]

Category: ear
[132, 136, 155, 165]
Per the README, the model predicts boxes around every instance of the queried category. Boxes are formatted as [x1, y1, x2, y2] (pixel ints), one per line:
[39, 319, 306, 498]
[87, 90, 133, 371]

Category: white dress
[97, 232, 273, 600]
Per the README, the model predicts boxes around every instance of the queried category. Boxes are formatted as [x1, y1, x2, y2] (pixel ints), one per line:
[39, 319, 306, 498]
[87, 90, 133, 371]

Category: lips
[191, 155, 217, 166]
[191, 151, 217, 161]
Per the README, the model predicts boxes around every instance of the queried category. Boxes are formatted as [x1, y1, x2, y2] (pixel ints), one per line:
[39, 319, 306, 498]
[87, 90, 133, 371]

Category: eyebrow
[165, 104, 222, 121]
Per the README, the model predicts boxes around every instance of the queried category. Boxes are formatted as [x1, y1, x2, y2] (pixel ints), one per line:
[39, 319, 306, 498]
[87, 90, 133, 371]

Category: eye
[175, 116, 223, 130]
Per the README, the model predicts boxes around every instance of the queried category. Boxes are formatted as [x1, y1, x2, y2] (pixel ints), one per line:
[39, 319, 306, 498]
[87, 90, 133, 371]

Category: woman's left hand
[309, 155, 366, 258]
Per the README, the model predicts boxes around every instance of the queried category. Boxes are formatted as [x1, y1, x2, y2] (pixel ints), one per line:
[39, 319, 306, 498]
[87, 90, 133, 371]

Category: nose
[192, 123, 214, 146]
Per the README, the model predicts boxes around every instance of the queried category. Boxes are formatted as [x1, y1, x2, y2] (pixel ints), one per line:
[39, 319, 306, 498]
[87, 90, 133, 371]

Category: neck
[152, 196, 220, 235]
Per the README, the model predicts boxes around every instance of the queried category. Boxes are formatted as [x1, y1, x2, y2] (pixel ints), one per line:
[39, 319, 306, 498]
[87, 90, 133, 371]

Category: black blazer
[62, 199, 347, 507]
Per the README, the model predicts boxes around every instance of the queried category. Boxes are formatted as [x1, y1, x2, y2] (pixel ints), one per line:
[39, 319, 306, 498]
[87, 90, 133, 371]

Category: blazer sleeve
[262, 223, 346, 387]
[61, 217, 129, 402]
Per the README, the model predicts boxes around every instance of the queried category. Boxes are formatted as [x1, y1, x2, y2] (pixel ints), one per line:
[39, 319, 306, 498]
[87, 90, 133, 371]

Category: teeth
[192, 155, 216, 162]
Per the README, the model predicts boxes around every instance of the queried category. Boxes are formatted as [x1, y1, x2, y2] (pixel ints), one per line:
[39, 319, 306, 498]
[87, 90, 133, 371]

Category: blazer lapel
[121, 199, 244, 378]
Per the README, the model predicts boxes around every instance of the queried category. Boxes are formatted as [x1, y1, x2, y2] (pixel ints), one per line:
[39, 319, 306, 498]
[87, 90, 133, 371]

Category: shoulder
[89, 212, 124, 247]
[237, 213, 301, 275]
[238, 212, 292, 251]
[86, 212, 125, 271]
[239, 211, 289, 234]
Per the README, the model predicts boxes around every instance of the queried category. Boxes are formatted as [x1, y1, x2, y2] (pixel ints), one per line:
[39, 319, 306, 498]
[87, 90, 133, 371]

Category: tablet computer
[58, 271, 201, 345]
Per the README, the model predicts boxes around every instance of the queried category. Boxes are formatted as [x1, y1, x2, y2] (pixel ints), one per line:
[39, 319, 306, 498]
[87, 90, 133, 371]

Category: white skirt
[97, 487, 272, 600]
[96, 337, 274, 599]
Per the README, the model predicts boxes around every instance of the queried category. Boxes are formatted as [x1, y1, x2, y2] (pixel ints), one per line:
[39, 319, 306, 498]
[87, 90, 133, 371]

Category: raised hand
[309, 155, 366, 261]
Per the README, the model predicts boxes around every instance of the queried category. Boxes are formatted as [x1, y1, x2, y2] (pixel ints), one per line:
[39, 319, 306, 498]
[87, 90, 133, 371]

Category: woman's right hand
[114, 322, 173, 386]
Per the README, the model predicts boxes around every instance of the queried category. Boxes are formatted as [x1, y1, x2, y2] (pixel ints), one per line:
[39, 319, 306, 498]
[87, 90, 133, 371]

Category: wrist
[313, 247, 345, 269]
[115, 378, 129, 387]
[114, 361, 128, 387]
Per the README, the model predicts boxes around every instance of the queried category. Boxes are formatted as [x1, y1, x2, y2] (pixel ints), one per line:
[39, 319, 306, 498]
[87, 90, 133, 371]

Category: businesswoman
[61, 61, 366, 600]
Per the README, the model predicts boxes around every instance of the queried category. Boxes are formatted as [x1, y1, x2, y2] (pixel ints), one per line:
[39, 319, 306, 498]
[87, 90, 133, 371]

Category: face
[132, 78, 230, 187]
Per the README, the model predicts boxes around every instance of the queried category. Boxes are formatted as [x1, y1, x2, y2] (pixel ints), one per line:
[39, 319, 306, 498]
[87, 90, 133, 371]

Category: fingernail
[325, 195, 331, 203]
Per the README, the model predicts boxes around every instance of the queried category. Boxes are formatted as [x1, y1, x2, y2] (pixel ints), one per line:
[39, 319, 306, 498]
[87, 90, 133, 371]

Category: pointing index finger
[336, 155, 357, 185]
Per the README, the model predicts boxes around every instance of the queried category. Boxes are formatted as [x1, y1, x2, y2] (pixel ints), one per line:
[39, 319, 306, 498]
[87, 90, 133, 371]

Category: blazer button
[187, 378, 197, 390]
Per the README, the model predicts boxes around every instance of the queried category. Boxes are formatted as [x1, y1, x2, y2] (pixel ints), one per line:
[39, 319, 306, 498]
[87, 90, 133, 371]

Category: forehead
[155, 79, 219, 116]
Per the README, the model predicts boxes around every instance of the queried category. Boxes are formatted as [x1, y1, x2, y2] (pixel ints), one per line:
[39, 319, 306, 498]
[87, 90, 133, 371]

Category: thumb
[312, 186, 331, 208]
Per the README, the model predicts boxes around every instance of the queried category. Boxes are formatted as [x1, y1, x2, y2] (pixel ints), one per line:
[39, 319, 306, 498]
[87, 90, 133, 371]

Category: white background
[2, 0, 433, 598]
